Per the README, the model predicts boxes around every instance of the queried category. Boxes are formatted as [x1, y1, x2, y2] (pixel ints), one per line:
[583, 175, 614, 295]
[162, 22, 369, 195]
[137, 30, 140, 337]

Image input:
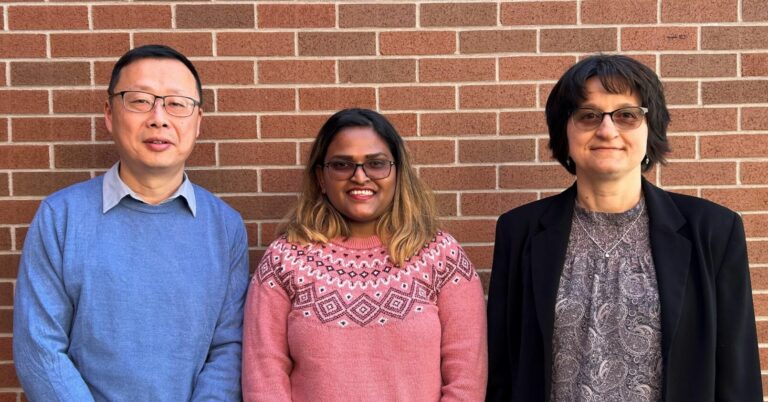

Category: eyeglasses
[110, 90, 200, 118]
[570, 107, 648, 131]
[322, 159, 395, 181]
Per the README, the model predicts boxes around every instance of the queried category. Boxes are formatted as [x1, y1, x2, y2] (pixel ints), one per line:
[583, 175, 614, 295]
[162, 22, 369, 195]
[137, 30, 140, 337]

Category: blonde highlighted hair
[281, 108, 438, 265]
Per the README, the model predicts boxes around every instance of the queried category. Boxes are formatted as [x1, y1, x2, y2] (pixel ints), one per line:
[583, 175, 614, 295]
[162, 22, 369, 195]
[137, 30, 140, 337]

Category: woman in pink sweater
[242, 108, 487, 401]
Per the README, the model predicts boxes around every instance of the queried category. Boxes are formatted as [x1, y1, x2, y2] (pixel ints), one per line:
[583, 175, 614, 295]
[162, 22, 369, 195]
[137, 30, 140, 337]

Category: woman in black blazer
[487, 55, 761, 401]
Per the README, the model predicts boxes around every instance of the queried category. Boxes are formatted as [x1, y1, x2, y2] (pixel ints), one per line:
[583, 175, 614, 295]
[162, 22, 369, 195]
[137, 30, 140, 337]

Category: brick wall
[1, 0, 768, 398]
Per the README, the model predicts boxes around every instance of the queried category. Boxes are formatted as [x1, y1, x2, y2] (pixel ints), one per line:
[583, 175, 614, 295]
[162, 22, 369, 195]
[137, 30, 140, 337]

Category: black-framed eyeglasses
[570, 106, 649, 131]
[109, 90, 200, 118]
[322, 159, 395, 181]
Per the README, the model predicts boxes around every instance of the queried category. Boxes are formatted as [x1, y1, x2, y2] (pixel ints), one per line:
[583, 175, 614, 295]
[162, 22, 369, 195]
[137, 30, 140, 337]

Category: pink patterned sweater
[242, 231, 487, 402]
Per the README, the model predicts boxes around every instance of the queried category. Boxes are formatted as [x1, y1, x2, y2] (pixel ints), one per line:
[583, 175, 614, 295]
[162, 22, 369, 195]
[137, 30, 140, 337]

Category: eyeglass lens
[120, 91, 197, 117]
[572, 107, 647, 131]
[325, 160, 393, 180]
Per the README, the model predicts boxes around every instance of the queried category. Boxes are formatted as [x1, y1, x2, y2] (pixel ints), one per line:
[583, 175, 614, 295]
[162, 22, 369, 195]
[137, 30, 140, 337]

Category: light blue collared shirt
[102, 162, 197, 216]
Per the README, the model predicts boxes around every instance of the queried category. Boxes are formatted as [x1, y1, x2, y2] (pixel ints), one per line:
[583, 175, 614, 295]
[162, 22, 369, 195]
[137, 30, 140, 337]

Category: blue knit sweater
[13, 174, 249, 401]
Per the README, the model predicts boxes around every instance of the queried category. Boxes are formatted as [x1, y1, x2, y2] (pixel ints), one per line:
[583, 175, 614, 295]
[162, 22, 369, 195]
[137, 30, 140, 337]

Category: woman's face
[316, 126, 397, 238]
[567, 77, 648, 184]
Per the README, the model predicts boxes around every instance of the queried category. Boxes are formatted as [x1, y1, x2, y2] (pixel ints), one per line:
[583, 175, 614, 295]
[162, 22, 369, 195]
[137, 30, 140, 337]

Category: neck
[118, 163, 184, 205]
[347, 220, 378, 238]
[575, 173, 643, 213]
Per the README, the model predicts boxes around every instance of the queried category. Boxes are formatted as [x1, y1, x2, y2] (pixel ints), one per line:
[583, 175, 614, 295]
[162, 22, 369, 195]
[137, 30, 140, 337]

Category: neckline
[330, 235, 383, 250]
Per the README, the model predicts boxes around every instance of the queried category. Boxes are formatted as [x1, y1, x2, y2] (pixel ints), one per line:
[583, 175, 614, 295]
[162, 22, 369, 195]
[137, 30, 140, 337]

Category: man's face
[104, 58, 202, 185]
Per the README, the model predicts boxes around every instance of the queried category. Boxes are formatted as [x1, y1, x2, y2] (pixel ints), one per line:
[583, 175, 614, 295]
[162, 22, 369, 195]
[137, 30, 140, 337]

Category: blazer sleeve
[715, 213, 762, 400]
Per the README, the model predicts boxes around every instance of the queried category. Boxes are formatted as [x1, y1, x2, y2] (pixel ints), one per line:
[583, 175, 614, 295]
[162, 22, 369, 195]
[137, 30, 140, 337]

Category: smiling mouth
[349, 189, 375, 196]
[145, 140, 170, 145]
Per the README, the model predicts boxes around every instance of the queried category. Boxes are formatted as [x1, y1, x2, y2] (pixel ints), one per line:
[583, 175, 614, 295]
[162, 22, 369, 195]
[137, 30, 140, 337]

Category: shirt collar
[102, 162, 197, 216]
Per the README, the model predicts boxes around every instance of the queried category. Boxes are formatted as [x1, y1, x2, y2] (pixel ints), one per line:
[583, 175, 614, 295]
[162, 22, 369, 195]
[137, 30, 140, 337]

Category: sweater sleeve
[242, 240, 294, 402]
[437, 240, 488, 402]
[191, 218, 250, 401]
[13, 202, 96, 402]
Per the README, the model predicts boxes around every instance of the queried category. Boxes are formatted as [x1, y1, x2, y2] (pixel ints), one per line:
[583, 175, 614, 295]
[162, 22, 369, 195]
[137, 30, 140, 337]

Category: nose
[350, 164, 370, 183]
[594, 113, 618, 139]
[147, 98, 170, 128]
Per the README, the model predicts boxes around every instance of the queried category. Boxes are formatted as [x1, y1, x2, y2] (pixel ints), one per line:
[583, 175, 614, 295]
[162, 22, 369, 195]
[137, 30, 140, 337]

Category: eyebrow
[578, 103, 641, 110]
[326, 152, 391, 160]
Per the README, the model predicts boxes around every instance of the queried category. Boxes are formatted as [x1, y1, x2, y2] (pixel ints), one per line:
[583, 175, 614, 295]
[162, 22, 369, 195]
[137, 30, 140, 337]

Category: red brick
[186, 169, 259, 194]
[176, 4, 254, 29]
[501, 2, 576, 25]
[11, 62, 89, 86]
[421, 3, 497, 27]
[0, 173, 7, 196]
[94, 62, 113, 86]
[219, 141, 297, 166]
[380, 31, 456, 56]
[421, 113, 496, 136]
[744, 0, 768, 21]
[195, 61, 254, 85]
[663, 81, 699, 105]
[187, 142, 216, 168]
[54, 144, 116, 169]
[53, 90, 104, 114]
[434, 193, 458, 217]
[222, 195, 297, 220]
[419, 58, 495, 83]
[299, 32, 376, 56]
[582, 0, 656, 24]
[701, 135, 768, 158]
[380, 86, 455, 111]
[0, 227, 11, 250]
[541, 28, 617, 53]
[51, 33, 129, 57]
[200, 115, 257, 140]
[464, 245, 493, 270]
[500, 111, 548, 135]
[9, 6, 88, 30]
[748, 240, 768, 264]
[299, 88, 376, 112]
[217, 32, 293, 57]
[662, 0, 737, 22]
[701, 188, 768, 212]
[261, 115, 328, 139]
[667, 108, 737, 133]
[460, 139, 535, 163]
[742, 54, 768, 77]
[702, 26, 768, 50]
[385, 113, 418, 137]
[0, 337, 11, 361]
[0, 90, 48, 114]
[441, 218, 496, 243]
[621, 27, 698, 51]
[261, 168, 304, 193]
[461, 192, 538, 216]
[340, 4, 415, 28]
[660, 54, 736, 78]
[0, 65, 4, 87]
[0, 119, 6, 142]
[13, 171, 91, 196]
[500, 165, 573, 189]
[0, 145, 48, 168]
[12, 117, 90, 142]
[702, 80, 768, 104]
[500, 56, 576, 81]
[0, 364, 19, 387]
[744, 214, 768, 238]
[0, 34, 46, 58]
[660, 162, 736, 186]
[93, 5, 171, 29]
[460, 30, 537, 54]
[420, 166, 496, 190]
[460, 84, 536, 109]
[743, 107, 768, 130]
[742, 162, 768, 184]
[258, 4, 334, 28]
[0, 200, 39, 224]
[403, 139, 455, 164]
[0, 255, 20, 279]
[258, 60, 335, 84]
[666, 135, 697, 159]
[339, 59, 416, 83]
[134, 32, 213, 57]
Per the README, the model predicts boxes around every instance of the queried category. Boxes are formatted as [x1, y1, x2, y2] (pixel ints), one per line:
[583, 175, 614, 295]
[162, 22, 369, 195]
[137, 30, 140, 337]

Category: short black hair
[545, 54, 670, 174]
[107, 44, 203, 105]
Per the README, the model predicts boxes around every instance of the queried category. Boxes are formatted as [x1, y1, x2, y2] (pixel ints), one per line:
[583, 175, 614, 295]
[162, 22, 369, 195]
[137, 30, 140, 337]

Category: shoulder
[426, 230, 477, 279]
[661, 189, 740, 227]
[191, 184, 244, 224]
[43, 176, 102, 210]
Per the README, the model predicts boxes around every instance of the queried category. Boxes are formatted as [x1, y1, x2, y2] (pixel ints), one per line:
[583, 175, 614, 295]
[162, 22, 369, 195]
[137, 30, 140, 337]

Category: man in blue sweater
[13, 45, 249, 401]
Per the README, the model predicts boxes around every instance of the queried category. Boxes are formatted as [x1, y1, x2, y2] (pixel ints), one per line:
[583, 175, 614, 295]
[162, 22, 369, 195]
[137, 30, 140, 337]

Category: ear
[315, 166, 326, 194]
[104, 100, 114, 136]
[194, 107, 202, 139]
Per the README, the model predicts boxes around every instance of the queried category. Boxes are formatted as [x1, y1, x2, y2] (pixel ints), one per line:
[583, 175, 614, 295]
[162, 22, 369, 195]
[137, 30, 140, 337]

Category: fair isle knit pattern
[254, 231, 476, 328]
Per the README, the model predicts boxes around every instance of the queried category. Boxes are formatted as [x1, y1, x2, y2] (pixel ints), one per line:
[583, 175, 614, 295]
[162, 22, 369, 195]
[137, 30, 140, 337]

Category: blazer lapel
[642, 179, 691, 361]
[530, 184, 577, 372]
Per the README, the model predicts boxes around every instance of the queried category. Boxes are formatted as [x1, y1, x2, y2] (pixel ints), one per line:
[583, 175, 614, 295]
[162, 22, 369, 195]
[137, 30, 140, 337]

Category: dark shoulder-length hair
[281, 108, 438, 265]
[545, 54, 671, 174]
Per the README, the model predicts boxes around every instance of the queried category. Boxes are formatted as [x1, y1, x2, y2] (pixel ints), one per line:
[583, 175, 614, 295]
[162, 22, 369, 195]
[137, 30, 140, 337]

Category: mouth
[144, 139, 171, 145]
[348, 188, 376, 200]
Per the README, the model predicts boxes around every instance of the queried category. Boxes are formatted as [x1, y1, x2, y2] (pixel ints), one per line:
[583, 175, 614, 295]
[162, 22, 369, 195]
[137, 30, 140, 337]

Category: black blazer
[487, 179, 762, 401]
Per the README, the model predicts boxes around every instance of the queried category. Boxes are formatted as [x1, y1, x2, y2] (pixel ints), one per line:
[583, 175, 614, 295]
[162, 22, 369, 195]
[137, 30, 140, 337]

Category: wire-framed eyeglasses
[110, 90, 200, 118]
[322, 159, 395, 181]
[571, 106, 649, 131]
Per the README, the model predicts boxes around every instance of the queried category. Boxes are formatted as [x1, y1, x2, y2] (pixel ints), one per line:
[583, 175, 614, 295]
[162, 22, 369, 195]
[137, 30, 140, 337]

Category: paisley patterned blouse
[551, 198, 662, 402]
